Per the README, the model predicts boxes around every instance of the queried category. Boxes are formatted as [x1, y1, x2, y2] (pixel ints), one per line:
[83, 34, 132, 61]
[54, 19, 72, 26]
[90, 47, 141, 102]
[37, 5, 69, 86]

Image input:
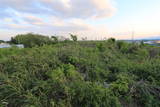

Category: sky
[0, 0, 160, 40]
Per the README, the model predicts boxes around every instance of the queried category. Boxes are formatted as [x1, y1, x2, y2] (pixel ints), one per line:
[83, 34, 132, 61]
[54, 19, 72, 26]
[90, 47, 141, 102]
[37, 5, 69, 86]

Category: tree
[10, 33, 53, 48]
[51, 36, 58, 42]
[108, 38, 116, 43]
[0, 40, 5, 43]
[81, 37, 87, 41]
[70, 34, 78, 42]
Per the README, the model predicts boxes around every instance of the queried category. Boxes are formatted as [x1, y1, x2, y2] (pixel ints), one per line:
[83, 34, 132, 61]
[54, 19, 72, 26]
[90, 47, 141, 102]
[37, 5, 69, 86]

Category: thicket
[0, 38, 160, 107]
[10, 33, 54, 48]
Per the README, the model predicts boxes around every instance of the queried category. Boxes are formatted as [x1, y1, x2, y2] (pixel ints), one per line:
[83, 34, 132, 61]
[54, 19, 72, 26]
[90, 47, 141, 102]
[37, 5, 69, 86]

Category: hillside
[0, 39, 160, 107]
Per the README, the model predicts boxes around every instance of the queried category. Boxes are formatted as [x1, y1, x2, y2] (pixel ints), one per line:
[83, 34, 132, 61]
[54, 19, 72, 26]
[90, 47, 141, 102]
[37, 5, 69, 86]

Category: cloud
[0, 0, 116, 40]
[22, 15, 45, 26]
[0, 0, 116, 18]
[39, 0, 116, 18]
[0, 13, 92, 32]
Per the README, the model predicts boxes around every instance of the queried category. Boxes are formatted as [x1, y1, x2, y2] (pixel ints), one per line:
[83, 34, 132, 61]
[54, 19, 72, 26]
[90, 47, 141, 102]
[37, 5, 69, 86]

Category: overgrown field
[0, 40, 160, 107]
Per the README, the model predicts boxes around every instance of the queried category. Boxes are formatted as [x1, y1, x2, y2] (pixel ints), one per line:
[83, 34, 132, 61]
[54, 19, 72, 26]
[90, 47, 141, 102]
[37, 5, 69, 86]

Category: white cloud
[40, 0, 116, 18]
[0, 0, 116, 18]
[0, 0, 116, 40]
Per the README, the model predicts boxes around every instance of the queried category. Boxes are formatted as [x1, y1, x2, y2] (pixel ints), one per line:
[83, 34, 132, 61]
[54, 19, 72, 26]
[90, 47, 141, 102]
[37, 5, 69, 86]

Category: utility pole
[131, 26, 135, 43]
[132, 30, 134, 43]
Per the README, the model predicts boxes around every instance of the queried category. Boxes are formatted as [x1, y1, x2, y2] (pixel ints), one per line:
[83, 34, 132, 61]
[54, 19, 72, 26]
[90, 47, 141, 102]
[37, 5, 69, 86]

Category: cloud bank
[0, 0, 116, 40]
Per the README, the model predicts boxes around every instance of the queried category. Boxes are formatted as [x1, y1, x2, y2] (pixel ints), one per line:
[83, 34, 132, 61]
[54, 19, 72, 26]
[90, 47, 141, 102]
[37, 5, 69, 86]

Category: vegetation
[70, 34, 78, 42]
[0, 34, 160, 107]
[51, 36, 58, 43]
[10, 33, 54, 48]
[0, 40, 5, 43]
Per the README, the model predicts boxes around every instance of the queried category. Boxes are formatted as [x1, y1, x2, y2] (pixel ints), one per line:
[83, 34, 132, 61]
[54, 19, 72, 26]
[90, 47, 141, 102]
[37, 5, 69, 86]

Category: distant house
[143, 41, 155, 44]
[0, 43, 12, 48]
[15, 44, 24, 48]
[0, 43, 24, 48]
[155, 40, 160, 44]
[57, 36, 70, 41]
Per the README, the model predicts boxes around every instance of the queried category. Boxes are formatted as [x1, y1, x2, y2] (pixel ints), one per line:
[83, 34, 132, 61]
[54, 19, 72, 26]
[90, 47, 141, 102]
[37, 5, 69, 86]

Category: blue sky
[109, 0, 160, 30]
[0, 0, 160, 40]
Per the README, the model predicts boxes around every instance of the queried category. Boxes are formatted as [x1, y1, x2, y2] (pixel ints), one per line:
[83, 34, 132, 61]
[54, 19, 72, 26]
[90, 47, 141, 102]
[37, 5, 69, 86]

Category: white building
[0, 43, 24, 48]
[0, 43, 12, 48]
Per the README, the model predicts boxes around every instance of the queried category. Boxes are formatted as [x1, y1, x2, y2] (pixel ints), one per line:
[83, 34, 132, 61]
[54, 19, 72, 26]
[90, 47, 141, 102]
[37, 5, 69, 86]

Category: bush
[0, 39, 160, 106]
[11, 33, 54, 48]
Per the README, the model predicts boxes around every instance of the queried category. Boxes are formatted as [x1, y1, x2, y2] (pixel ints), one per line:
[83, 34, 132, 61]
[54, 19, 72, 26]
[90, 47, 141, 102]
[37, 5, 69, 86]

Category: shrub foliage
[0, 38, 160, 107]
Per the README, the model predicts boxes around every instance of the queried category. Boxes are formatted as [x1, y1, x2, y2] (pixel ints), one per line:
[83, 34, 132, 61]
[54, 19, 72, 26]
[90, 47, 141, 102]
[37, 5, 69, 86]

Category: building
[0, 43, 24, 48]
[155, 40, 160, 44]
[143, 41, 155, 44]
[0, 43, 12, 48]
[15, 44, 24, 48]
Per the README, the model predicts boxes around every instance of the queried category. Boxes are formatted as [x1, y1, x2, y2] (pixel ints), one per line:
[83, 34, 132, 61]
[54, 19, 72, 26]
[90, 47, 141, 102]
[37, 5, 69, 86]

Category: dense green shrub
[0, 40, 160, 107]
[11, 33, 54, 48]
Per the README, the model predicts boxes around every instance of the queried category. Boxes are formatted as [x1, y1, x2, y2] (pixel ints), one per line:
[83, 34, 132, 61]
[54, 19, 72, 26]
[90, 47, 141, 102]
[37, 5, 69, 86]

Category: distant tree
[64, 38, 71, 43]
[108, 38, 116, 43]
[70, 34, 78, 42]
[81, 37, 87, 41]
[10, 33, 53, 48]
[0, 40, 5, 43]
[103, 37, 107, 40]
[51, 36, 58, 42]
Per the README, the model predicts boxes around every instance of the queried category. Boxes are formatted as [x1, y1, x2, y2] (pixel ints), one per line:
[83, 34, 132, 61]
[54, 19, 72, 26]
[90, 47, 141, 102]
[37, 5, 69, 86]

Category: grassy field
[0, 40, 160, 107]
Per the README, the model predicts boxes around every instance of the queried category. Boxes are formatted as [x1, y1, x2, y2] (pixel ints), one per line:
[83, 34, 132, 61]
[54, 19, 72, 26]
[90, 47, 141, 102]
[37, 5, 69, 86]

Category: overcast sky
[0, 0, 160, 40]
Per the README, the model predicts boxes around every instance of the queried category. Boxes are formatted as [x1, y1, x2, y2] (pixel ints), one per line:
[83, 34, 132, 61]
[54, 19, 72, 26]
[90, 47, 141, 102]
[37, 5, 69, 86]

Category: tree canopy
[10, 33, 53, 48]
